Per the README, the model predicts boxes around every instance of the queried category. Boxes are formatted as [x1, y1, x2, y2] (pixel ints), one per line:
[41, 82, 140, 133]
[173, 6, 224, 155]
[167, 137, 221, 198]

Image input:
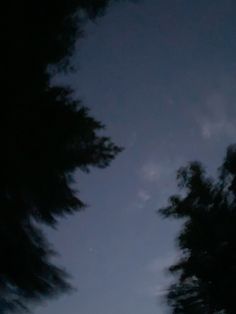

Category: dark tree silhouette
[159, 145, 236, 314]
[1, 1, 121, 312]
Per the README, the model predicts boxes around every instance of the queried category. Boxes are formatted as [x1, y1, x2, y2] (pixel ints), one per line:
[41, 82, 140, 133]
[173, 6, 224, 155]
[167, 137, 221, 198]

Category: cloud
[135, 253, 178, 298]
[133, 189, 152, 209]
[139, 159, 183, 190]
[138, 189, 151, 202]
[127, 131, 137, 148]
[146, 284, 169, 297]
[140, 162, 161, 182]
[197, 92, 236, 140]
[147, 253, 178, 274]
[136, 282, 169, 298]
[200, 119, 236, 140]
[138, 158, 183, 208]
[138, 253, 178, 298]
[136, 280, 171, 298]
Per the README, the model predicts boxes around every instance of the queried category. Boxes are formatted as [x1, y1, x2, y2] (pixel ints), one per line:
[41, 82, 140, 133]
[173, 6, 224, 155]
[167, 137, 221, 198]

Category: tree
[159, 145, 236, 314]
[1, 1, 121, 312]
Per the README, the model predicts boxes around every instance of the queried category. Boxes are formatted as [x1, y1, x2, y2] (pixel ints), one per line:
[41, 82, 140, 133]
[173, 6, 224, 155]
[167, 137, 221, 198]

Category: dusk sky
[35, 0, 236, 313]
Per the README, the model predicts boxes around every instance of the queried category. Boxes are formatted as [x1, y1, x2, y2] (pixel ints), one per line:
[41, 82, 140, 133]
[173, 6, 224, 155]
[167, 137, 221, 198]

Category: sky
[35, 0, 236, 313]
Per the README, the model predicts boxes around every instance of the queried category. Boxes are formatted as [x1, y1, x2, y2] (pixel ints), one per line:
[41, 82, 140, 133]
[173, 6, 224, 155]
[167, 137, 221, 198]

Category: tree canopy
[1, 0, 121, 312]
[159, 145, 236, 314]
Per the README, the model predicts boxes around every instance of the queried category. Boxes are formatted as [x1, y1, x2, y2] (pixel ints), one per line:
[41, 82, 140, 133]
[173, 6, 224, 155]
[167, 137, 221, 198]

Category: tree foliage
[159, 145, 236, 314]
[1, 1, 121, 312]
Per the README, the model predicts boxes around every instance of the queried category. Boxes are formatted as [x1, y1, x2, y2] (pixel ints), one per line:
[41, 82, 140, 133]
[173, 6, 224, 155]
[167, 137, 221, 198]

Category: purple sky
[35, 1, 236, 313]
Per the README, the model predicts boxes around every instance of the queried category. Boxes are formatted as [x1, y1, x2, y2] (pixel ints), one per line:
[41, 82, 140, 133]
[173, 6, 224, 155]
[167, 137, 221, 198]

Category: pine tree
[159, 145, 236, 314]
[1, 1, 121, 312]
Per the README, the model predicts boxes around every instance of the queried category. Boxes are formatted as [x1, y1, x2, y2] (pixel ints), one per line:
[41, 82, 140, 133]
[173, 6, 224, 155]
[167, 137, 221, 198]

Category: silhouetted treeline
[159, 145, 236, 314]
[1, 1, 121, 312]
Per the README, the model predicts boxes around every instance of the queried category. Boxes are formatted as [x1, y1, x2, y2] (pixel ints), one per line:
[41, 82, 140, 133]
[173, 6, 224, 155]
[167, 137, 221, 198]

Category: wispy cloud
[138, 189, 151, 202]
[200, 119, 236, 139]
[146, 283, 169, 297]
[197, 92, 236, 140]
[140, 162, 161, 182]
[134, 188, 152, 209]
[135, 253, 179, 298]
[127, 131, 137, 148]
[138, 158, 183, 208]
[139, 159, 182, 190]
[147, 253, 178, 274]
